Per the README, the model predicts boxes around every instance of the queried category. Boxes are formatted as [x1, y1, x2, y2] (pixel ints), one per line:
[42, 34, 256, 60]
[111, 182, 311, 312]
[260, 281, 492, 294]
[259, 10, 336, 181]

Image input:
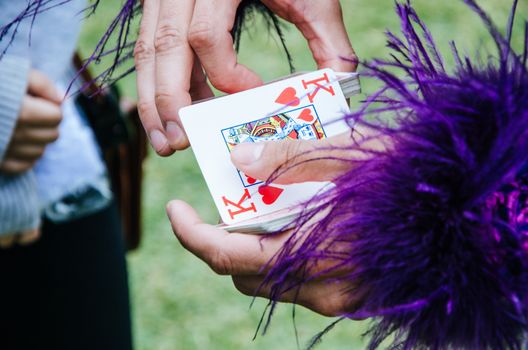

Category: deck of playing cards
[180, 69, 360, 233]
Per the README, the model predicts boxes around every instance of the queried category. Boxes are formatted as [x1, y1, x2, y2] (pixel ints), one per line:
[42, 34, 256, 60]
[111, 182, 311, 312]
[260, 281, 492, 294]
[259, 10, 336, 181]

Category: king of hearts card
[180, 69, 352, 226]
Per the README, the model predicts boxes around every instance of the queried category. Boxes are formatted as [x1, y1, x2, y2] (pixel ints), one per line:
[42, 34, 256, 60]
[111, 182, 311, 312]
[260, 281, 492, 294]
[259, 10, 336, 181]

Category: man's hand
[167, 199, 360, 316]
[0, 70, 62, 175]
[166, 129, 386, 316]
[261, 0, 357, 72]
[135, 0, 357, 156]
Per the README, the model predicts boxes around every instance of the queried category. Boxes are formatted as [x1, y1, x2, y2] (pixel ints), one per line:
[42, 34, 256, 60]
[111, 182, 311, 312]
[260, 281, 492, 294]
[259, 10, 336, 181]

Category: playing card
[180, 69, 352, 226]
[216, 206, 306, 234]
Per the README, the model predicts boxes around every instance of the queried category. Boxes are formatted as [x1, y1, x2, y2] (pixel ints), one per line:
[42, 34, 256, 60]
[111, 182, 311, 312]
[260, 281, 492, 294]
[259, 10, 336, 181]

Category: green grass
[78, 1, 527, 349]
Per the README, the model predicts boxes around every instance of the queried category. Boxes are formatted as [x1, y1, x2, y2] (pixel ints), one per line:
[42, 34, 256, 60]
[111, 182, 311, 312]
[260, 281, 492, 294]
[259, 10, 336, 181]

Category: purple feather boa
[259, 1, 528, 349]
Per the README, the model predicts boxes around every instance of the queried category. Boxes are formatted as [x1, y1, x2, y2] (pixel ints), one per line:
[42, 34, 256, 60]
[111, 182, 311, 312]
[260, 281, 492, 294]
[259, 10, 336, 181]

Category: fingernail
[149, 129, 167, 152]
[232, 143, 264, 166]
[166, 122, 182, 146]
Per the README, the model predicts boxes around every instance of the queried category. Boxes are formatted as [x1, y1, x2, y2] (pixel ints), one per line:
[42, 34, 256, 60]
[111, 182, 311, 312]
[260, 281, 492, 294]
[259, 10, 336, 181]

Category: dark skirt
[0, 201, 133, 350]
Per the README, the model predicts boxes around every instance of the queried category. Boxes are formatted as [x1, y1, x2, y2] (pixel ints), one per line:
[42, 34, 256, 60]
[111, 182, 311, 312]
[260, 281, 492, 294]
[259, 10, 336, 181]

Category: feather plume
[261, 2, 528, 349]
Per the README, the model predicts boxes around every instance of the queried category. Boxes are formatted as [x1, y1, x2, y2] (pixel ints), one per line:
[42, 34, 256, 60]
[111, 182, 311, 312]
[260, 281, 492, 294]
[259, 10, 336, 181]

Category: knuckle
[188, 20, 216, 49]
[134, 39, 155, 65]
[282, 0, 307, 22]
[13, 128, 27, 140]
[154, 91, 176, 114]
[49, 129, 60, 143]
[50, 110, 63, 125]
[208, 249, 233, 276]
[17, 162, 31, 173]
[137, 100, 154, 119]
[34, 147, 45, 159]
[8, 161, 31, 174]
[208, 74, 232, 92]
[29, 72, 46, 91]
[284, 140, 303, 163]
[154, 23, 186, 53]
[137, 101, 152, 118]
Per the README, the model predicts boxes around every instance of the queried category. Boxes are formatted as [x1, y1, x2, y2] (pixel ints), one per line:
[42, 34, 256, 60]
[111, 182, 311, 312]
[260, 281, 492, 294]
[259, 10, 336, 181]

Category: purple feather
[260, 1, 528, 349]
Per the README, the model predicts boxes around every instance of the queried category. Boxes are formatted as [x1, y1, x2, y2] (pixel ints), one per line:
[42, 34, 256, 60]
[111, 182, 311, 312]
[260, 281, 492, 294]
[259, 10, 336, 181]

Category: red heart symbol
[245, 174, 257, 185]
[275, 87, 300, 106]
[258, 185, 284, 205]
[298, 108, 315, 123]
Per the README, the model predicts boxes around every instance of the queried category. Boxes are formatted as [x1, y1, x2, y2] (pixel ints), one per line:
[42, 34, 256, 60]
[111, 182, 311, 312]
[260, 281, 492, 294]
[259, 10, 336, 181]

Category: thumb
[230, 133, 354, 185]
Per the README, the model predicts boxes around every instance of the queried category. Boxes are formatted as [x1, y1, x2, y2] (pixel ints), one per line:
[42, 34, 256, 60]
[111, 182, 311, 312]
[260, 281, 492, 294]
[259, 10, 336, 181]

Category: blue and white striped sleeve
[0, 54, 40, 235]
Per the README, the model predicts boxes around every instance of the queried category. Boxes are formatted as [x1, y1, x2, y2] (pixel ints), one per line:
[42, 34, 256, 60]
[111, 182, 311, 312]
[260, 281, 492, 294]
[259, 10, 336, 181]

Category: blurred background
[79, 1, 527, 349]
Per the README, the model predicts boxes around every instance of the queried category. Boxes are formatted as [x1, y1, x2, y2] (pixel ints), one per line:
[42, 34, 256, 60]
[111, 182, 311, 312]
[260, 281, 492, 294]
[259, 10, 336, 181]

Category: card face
[221, 104, 326, 188]
[180, 69, 350, 225]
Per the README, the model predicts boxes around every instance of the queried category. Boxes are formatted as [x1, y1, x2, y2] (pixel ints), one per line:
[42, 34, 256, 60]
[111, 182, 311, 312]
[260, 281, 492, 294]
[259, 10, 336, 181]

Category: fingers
[1, 96, 61, 174]
[0, 234, 17, 248]
[18, 95, 62, 127]
[189, 54, 214, 101]
[167, 200, 289, 275]
[0, 229, 41, 249]
[154, 0, 195, 149]
[0, 158, 37, 174]
[18, 228, 40, 245]
[302, 2, 357, 72]
[230, 133, 354, 184]
[1, 138, 49, 173]
[262, 0, 357, 72]
[136, 0, 211, 153]
[135, 0, 356, 156]
[27, 70, 62, 104]
[233, 275, 359, 317]
[10, 126, 59, 145]
[4, 144, 45, 161]
[135, 0, 174, 156]
[231, 126, 390, 184]
[189, 0, 262, 94]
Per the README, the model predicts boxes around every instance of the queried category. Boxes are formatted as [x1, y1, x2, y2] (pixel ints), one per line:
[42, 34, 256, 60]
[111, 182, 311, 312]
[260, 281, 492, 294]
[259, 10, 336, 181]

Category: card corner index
[219, 188, 258, 224]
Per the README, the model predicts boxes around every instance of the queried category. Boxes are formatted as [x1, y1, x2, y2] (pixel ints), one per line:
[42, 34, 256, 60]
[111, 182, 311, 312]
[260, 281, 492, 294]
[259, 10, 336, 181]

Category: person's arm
[0, 55, 40, 239]
[0, 55, 62, 245]
[0, 55, 31, 164]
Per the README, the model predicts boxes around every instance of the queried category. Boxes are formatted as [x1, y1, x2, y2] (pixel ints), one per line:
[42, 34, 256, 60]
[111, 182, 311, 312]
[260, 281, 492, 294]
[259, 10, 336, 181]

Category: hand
[167, 200, 359, 316]
[0, 70, 62, 174]
[0, 228, 41, 249]
[135, 0, 357, 156]
[167, 129, 387, 316]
